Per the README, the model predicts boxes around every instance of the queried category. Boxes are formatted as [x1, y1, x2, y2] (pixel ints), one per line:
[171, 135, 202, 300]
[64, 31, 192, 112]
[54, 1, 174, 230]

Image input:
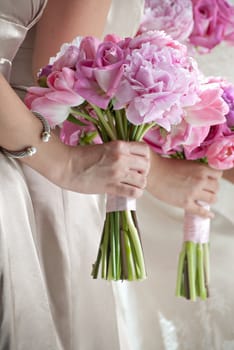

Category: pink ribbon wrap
[183, 201, 210, 244]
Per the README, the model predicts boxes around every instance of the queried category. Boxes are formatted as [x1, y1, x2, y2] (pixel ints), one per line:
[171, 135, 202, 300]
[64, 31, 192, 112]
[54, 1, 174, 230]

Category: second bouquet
[26, 30, 203, 281]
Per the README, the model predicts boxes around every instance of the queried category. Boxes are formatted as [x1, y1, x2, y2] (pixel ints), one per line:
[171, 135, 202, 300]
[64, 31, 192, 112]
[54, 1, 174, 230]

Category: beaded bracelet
[0, 111, 51, 159]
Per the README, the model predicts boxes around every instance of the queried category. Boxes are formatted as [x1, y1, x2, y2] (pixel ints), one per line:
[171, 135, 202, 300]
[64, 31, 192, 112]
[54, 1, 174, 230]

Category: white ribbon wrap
[183, 201, 210, 244]
[106, 195, 136, 213]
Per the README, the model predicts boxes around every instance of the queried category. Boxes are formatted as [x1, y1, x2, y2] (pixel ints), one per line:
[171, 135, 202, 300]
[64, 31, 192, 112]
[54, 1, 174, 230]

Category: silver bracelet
[0, 111, 51, 159]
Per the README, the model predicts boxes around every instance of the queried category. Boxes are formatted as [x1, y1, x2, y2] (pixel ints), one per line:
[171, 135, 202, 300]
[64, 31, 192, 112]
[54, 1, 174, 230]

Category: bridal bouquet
[144, 77, 234, 300]
[26, 30, 210, 281]
[138, 0, 234, 53]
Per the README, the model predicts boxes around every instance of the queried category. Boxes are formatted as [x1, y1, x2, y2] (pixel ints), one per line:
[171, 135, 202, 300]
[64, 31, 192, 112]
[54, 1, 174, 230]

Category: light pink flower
[144, 119, 210, 154]
[206, 135, 234, 169]
[52, 46, 80, 71]
[184, 122, 230, 159]
[139, 0, 194, 42]
[189, 0, 234, 51]
[114, 31, 200, 130]
[49, 36, 82, 67]
[185, 82, 228, 126]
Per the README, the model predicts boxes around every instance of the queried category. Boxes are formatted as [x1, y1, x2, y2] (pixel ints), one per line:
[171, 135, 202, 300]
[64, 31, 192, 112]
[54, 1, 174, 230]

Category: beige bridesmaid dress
[0, 1, 145, 349]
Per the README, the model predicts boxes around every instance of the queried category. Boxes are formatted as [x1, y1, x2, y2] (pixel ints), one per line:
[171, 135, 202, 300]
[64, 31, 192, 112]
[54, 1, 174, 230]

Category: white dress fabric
[113, 41, 234, 350]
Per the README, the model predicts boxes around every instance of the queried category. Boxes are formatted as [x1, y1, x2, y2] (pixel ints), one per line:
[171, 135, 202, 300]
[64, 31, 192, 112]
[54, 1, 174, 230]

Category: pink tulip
[185, 82, 228, 126]
[25, 68, 84, 126]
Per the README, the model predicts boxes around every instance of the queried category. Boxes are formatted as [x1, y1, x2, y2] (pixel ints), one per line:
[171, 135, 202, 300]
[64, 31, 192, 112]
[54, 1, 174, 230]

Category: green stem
[114, 212, 121, 280]
[197, 243, 207, 300]
[70, 108, 98, 125]
[110, 213, 117, 280]
[124, 210, 146, 279]
[115, 110, 126, 140]
[186, 241, 197, 301]
[101, 214, 110, 279]
[123, 230, 136, 281]
[175, 243, 186, 297]
[203, 243, 210, 297]
[90, 104, 117, 140]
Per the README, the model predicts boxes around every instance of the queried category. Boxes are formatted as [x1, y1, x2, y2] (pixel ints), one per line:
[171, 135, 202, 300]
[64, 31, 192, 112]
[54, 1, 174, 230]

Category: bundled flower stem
[175, 204, 210, 300]
[25, 30, 215, 283]
[71, 104, 154, 280]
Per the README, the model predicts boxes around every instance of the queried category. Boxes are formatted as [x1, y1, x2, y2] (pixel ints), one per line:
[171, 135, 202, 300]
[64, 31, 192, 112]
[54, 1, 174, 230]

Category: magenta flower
[189, 0, 234, 51]
[139, 0, 194, 42]
[74, 36, 125, 109]
[222, 84, 234, 128]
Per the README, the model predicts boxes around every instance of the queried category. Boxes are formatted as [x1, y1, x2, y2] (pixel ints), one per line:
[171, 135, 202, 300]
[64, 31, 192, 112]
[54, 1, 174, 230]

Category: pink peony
[189, 0, 234, 51]
[49, 37, 82, 68]
[114, 31, 200, 130]
[139, 0, 194, 42]
[206, 135, 234, 169]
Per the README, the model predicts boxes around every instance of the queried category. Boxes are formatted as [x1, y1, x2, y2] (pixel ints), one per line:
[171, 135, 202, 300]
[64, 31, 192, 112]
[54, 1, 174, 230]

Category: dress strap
[28, 0, 48, 29]
[0, 58, 12, 81]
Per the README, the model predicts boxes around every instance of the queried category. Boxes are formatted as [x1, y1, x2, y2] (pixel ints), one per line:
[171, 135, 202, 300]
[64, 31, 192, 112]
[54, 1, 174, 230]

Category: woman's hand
[147, 151, 223, 218]
[61, 140, 150, 197]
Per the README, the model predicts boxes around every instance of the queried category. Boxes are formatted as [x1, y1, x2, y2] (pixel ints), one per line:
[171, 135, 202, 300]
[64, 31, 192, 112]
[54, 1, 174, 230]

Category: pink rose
[206, 135, 234, 169]
[139, 0, 194, 42]
[74, 36, 125, 109]
[189, 0, 234, 50]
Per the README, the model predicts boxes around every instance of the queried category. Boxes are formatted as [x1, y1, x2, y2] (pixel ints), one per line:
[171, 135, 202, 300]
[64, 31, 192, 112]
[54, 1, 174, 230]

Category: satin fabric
[1, 0, 234, 349]
[113, 42, 234, 350]
[0, 1, 144, 349]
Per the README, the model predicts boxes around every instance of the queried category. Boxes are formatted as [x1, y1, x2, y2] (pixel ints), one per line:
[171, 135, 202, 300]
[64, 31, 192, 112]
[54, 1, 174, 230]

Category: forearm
[0, 73, 71, 185]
